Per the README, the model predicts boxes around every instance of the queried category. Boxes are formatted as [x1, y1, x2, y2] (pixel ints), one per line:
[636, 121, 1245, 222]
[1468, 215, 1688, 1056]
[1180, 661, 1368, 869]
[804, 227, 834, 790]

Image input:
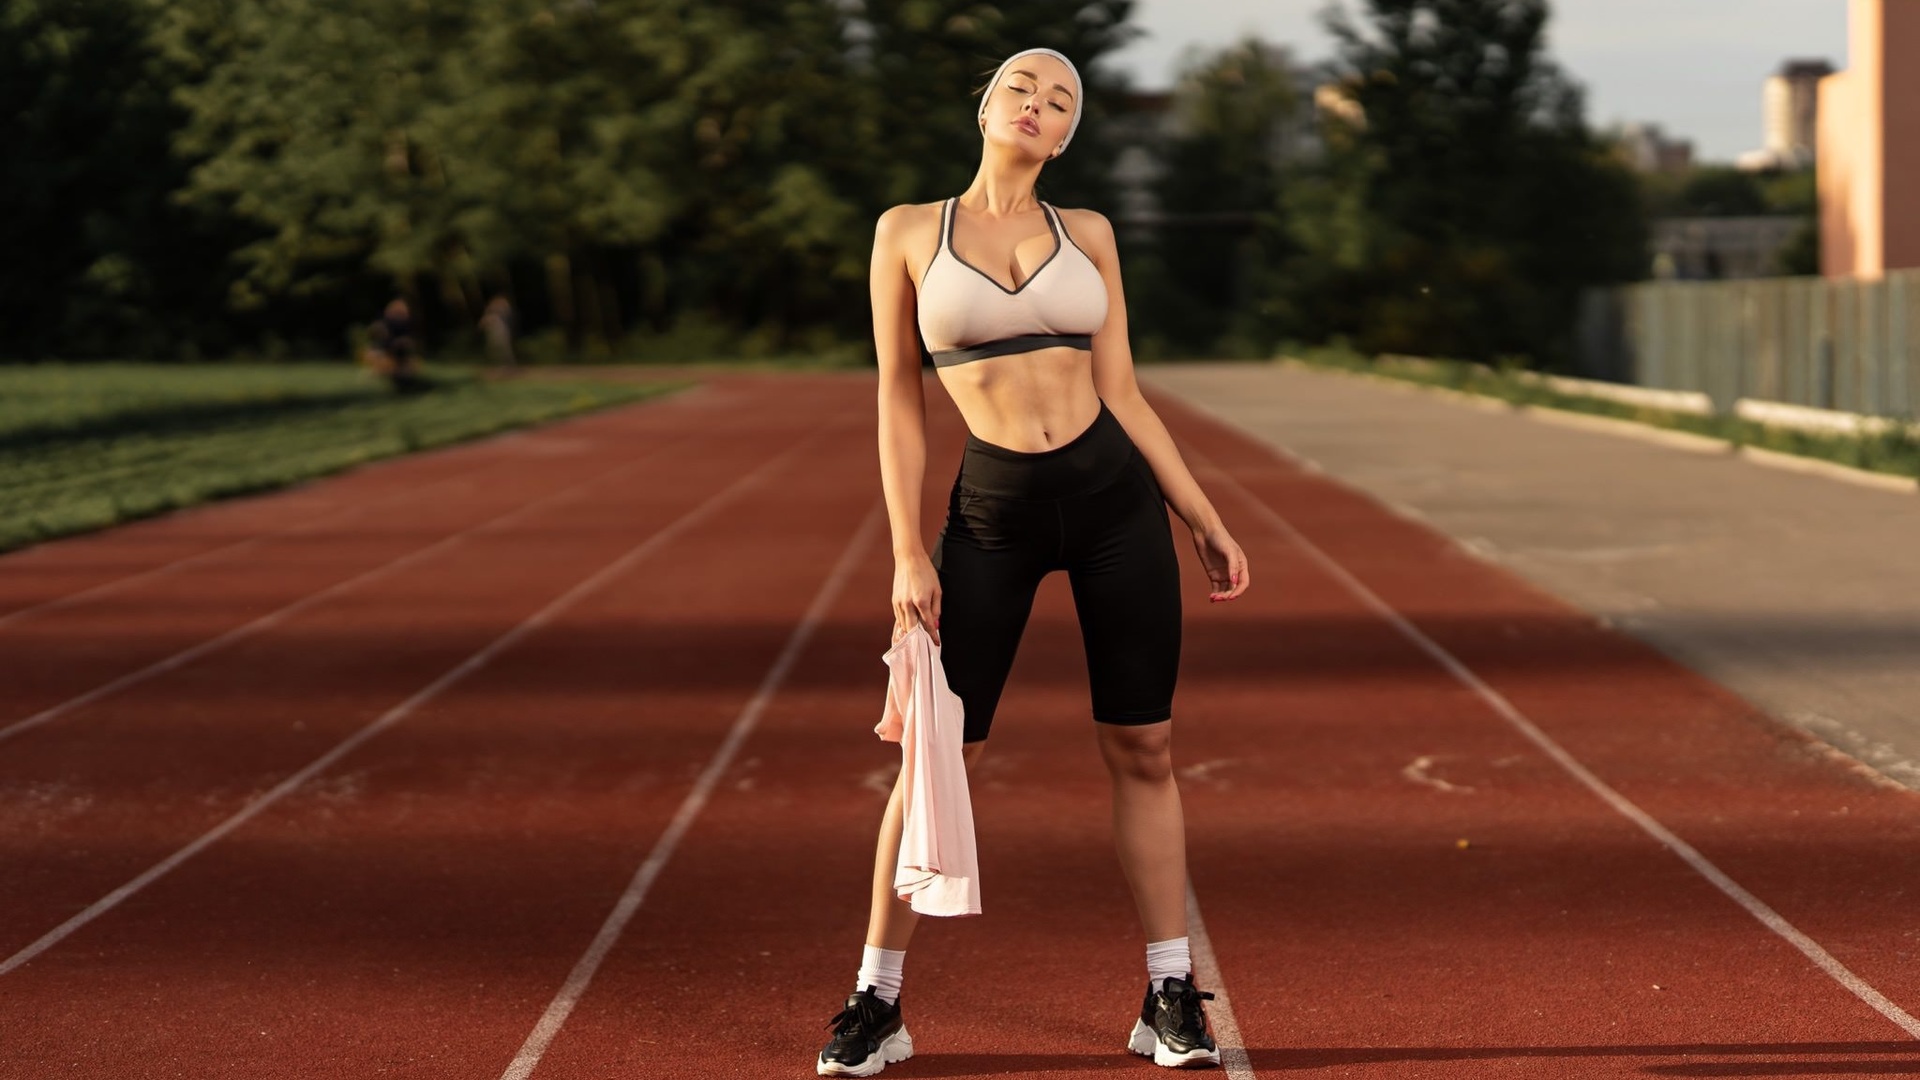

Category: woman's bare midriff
[934, 345, 1102, 451]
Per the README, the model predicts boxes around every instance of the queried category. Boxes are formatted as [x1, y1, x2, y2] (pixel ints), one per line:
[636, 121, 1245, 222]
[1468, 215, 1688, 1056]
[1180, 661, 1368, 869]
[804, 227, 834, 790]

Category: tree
[167, 0, 868, 351]
[1290, 0, 1646, 364]
[1129, 38, 1303, 357]
[8, 0, 1147, 360]
[0, 0, 243, 358]
[851, 0, 1137, 212]
[164, 0, 1141, 356]
[1675, 166, 1768, 217]
[167, 0, 480, 342]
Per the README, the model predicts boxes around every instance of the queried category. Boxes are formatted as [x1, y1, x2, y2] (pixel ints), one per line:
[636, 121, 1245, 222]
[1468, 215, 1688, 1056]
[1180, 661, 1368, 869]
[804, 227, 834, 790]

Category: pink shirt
[875, 624, 981, 916]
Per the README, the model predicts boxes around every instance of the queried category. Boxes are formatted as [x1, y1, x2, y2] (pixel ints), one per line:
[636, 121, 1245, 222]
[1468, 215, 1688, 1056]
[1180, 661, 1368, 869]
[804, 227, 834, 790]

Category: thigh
[1065, 459, 1183, 726]
[933, 489, 1050, 743]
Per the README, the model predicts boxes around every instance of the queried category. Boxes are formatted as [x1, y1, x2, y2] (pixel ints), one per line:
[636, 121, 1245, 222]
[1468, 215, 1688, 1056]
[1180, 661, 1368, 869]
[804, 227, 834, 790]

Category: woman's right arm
[871, 205, 941, 645]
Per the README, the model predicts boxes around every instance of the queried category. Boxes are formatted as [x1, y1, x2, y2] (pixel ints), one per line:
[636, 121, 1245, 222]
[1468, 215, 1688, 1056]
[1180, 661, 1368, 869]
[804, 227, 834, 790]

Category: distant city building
[1818, 0, 1920, 277]
[1740, 59, 1834, 171]
[1767, 60, 1833, 159]
[1614, 122, 1694, 175]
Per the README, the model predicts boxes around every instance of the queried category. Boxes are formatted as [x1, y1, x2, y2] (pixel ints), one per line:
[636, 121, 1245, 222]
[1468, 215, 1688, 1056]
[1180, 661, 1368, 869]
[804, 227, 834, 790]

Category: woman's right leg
[866, 742, 989, 951]
[860, 487, 1042, 954]
[819, 475, 1044, 1074]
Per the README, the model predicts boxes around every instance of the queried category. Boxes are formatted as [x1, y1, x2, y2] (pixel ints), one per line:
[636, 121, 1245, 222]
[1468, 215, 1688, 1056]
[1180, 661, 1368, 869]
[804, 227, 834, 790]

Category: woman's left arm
[1068, 208, 1250, 603]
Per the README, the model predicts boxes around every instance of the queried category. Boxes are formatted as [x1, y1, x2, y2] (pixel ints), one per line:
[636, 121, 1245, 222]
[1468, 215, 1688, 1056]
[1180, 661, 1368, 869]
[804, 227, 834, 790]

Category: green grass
[0, 363, 687, 553]
[1281, 346, 1920, 482]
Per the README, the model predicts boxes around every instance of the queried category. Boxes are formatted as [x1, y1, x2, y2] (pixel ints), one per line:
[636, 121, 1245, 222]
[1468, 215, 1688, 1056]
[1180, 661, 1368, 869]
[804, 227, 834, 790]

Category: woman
[818, 47, 1252, 1076]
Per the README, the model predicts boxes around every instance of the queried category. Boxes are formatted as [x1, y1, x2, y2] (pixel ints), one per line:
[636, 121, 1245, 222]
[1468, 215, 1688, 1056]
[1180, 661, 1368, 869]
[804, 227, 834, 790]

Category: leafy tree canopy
[1289, 0, 1645, 364]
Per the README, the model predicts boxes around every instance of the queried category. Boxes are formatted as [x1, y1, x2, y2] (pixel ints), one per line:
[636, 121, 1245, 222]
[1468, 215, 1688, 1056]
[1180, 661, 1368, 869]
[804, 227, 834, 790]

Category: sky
[1105, 0, 1851, 163]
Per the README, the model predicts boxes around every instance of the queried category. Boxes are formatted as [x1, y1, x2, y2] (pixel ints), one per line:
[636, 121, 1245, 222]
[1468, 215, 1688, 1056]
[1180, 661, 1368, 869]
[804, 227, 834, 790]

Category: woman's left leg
[1066, 452, 1220, 1066]
[1064, 449, 1188, 938]
[1095, 719, 1187, 942]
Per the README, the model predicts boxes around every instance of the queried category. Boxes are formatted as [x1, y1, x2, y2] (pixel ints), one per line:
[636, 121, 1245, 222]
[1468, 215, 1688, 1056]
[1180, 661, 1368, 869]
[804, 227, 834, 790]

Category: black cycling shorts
[931, 399, 1182, 743]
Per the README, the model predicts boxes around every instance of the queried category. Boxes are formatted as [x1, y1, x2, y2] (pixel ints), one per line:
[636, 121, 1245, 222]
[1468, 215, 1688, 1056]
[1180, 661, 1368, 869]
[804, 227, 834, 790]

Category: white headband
[977, 47, 1084, 158]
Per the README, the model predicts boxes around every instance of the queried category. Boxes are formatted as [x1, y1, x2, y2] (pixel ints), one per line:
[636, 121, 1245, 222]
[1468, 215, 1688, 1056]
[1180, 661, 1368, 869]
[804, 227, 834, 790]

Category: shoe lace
[1164, 983, 1216, 1040]
[824, 995, 881, 1038]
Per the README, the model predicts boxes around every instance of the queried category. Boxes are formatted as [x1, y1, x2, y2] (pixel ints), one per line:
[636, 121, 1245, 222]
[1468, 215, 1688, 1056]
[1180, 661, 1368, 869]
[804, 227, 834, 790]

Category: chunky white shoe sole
[1128, 1018, 1221, 1068]
[817, 1025, 913, 1077]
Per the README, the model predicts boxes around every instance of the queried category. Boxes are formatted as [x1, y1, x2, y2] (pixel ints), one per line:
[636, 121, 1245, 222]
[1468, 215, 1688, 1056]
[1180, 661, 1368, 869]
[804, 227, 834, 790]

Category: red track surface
[3, 373, 1918, 1079]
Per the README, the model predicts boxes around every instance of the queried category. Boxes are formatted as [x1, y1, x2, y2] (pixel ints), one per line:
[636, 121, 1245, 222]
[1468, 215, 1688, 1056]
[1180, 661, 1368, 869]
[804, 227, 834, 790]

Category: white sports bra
[915, 197, 1109, 367]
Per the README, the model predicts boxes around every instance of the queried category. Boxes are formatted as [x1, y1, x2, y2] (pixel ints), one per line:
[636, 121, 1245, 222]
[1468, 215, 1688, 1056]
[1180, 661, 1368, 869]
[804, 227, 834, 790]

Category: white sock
[1146, 936, 1191, 993]
[856, 944, 906, 1005]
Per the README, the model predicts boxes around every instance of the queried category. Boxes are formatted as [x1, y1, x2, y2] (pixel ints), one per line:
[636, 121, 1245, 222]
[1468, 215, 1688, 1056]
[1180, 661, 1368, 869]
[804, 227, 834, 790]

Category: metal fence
[1575, 270, 1920, 420]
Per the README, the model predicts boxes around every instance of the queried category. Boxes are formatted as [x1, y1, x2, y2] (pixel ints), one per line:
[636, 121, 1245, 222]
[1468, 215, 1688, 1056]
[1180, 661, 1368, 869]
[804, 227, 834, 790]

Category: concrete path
[1144, 360, 1920, 790]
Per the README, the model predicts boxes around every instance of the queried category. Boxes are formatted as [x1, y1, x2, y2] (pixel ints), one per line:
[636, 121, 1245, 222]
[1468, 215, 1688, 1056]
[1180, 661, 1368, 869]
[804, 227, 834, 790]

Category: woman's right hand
[892, 549, 942, 646]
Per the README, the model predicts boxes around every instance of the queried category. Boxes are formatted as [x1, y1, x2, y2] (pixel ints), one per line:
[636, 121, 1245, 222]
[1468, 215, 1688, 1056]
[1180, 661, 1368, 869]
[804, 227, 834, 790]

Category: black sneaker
[817, 986, 913, 1077]
[1127, 973, 1220, 1068]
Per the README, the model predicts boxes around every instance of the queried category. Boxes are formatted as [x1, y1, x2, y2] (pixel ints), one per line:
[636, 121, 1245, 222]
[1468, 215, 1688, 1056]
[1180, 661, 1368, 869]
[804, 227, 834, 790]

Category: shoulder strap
[920, 199, 953, 288]
[941, 197, 958, 255]
[1043, 201, 1083, 251]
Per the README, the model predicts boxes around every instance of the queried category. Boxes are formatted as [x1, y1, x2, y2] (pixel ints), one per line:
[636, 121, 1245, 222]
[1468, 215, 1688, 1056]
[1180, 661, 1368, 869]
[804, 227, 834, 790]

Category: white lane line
[4, 529, 283, 632]
[1186, 881, 1257, 1080]
[0, 436, 693, 746]
[1185, 442, 1920, 1041]
[499, 502, 884, 1080]
[0, 432, 829, 977]
[0, 453, 503, 632]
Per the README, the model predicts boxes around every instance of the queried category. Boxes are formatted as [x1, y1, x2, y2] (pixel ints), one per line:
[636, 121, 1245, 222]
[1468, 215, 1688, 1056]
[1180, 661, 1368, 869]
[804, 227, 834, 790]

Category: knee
[1098, 722, 1173, 783]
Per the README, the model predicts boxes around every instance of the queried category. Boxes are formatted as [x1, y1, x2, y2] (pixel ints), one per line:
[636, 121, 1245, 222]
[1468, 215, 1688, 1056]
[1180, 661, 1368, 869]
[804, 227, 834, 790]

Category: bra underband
[931, 333, 1092, 367]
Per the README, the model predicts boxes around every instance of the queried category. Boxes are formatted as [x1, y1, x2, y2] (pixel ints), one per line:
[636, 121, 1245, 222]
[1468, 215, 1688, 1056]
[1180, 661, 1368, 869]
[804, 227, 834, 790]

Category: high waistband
[957, 400, 1135, 500]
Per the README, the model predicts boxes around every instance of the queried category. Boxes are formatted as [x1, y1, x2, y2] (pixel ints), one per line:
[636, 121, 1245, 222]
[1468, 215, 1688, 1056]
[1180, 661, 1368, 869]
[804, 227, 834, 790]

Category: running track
[3, 372, 1918, 1079]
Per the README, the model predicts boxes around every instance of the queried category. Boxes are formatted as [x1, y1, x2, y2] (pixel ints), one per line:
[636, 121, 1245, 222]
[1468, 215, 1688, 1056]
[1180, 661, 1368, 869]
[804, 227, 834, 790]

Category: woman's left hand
[1193, 525, 1250, 602]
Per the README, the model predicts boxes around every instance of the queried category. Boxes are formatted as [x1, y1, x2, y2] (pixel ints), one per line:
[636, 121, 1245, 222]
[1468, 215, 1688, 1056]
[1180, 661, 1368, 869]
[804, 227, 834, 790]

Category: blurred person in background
[362, 297, 428, 393]
[479, 294, 519, 368]
[817, 46, 1251, 1077]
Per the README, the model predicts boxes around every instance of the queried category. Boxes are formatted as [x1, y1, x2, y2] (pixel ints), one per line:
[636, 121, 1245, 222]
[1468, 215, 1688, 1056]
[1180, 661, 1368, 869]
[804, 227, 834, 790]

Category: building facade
[1818, 0, 1920, 278]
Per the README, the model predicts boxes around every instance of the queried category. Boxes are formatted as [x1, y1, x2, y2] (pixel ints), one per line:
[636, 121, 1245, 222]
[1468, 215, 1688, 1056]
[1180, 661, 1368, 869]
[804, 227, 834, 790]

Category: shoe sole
[817, 1025, 913, 1077]
[1128, 1018, 1221, 1068]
